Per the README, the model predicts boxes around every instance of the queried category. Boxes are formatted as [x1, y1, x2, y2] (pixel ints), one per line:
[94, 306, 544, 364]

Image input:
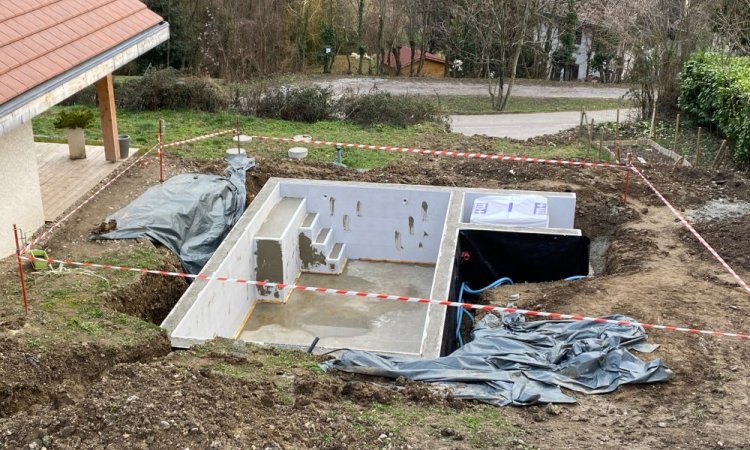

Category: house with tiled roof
[0, 0, 169, 256]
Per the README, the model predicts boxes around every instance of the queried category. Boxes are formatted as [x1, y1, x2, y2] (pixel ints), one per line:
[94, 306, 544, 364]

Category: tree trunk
[409, 43, 416, 77]
[376, 14, 384, 75]
[499, 0, 532, 111]
[499, 43, 523, 111]
[394, 46, 402, 76]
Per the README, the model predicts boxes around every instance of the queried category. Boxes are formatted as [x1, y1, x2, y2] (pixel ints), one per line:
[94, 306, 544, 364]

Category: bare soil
[1, 141, 749, 449]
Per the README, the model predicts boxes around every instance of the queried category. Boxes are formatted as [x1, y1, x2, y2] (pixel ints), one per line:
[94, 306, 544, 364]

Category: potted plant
[53, 107, 95, 160]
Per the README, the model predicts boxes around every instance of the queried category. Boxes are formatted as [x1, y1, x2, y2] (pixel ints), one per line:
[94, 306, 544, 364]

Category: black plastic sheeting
[95, 155, 255, 274]
[323, 313, 673, 406]
[458, 229, 590, 287]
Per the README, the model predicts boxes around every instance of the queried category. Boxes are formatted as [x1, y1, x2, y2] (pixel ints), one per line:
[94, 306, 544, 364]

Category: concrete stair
[298, 212, 347, 274]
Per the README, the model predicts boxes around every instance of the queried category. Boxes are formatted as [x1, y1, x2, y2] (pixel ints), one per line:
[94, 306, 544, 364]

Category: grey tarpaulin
[95, 155, 255, 274]
[322, 313, 673, 406]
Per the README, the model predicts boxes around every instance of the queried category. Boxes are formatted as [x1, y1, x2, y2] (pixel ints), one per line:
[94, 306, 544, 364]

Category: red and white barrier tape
[162, 129, 236, 149]
[631, 166, 750, 295]
[21, 255, 750, 340]
[250, 135, 627, 170]
[21, 143, 159, 255]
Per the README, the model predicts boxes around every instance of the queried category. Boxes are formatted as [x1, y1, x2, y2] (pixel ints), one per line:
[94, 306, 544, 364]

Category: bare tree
[712, 0, 750, 54]
[447, 0, 537, 110]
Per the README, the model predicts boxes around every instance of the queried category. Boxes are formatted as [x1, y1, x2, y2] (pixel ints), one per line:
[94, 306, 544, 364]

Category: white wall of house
[534, 22, 593, 81]
[575, 31, 593, 80]
[0, 122, 44, 257]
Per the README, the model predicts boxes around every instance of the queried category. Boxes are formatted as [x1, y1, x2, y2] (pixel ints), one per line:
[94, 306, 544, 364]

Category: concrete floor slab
[239, 261, 435, 355]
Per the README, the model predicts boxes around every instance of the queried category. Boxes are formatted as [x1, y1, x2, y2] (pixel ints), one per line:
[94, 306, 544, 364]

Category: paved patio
[35, 143, 135, 221]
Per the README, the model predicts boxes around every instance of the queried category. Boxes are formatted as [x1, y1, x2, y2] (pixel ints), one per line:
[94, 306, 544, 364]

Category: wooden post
[650, 102, 657, 139]
[599, 131, 604, 161]
[235, 117, 241, 153]
[588, 118, 594, 157]
[712, 140, 728, 169]
[158, 119, 164, 183]
[94, 74, 120, 162]
[13, 225, 29, 314]
[694, 127, 702, 166]
[624, 152, 632, 204]
[579, 109, 585, 144]
[673, 113, 681, 155]
[615, 108, 621, 162]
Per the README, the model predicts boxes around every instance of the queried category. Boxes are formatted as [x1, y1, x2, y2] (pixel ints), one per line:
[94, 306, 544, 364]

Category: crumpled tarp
[95, 155, 255, 274]
[323, 313, 673, 406]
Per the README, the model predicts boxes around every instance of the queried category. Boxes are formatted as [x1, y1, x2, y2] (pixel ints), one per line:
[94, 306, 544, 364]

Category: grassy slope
[439, 96, 624, 114]
[2, 245, 165, 354]
[33, 107, 609, 170]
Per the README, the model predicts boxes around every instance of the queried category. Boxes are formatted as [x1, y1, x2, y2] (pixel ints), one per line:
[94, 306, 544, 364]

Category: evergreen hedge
[679, 52, 750, 163]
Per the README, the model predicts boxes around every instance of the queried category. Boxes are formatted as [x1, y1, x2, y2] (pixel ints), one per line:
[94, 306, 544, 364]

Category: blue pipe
[564, 275, 588, 281]
[456, 277, 514, 348]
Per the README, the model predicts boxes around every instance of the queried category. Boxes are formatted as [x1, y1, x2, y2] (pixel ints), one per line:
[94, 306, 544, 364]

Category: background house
[383, 47, 445, 78]
[0, 0, 169, 257]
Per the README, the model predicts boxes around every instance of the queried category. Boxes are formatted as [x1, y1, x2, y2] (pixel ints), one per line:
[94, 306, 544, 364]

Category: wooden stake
[588, 118, 594, 157]
[673, 113, 681, 155]
[615, 108, 620, 162]
[694, 127, 702, 166]
[712, 140, 728, 169]
[579, 109, 585, 144]
[650, 102, 657, 139]
[13, 225, 29, 314]
[599, 130, 604, 161]
[624, 153, 632, 204]
[158, 119, 164, 184]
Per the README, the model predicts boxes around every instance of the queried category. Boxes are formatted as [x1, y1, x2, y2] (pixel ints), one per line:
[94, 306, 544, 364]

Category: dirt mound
[0, 342, 506, 450]
[0, 333, 169, 418]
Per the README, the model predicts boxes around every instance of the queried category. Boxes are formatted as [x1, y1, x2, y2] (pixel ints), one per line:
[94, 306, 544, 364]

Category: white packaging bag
[470, 195, 549, 227]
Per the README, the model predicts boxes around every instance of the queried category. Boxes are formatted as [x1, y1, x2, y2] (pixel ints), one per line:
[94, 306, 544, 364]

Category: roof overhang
[0, 22, 169, 137]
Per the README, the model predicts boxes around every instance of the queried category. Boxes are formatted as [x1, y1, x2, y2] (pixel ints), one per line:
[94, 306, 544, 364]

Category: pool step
[298, 212, 347, 274]
[326, 243, 347, 274]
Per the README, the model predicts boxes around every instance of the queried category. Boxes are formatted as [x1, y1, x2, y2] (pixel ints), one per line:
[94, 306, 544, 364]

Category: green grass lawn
[33, 106, 610, 169]
[439, 95, 626, 114]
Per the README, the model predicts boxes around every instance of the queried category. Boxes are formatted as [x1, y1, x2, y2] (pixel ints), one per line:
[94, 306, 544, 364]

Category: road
[314, 77, 628, 99]
[450, 109, 637, 140]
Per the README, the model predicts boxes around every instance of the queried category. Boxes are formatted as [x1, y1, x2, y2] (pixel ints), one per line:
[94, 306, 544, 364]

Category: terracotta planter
[67, 128, 86, 160]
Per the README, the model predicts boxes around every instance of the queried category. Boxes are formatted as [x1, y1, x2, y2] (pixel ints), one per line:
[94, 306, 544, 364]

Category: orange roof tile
[0, 0, 164, 105]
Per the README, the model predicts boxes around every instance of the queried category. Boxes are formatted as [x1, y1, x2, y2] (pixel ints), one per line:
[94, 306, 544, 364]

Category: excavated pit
[163, 178, 588, 358]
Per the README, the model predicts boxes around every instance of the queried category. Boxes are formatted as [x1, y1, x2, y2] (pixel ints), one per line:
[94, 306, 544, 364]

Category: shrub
[53, 107, 96, 129]
[117, 68, 225, 111]
[337, 91, 441, 128]
[256, 86, 333, 122]
[679, 52, 750, 163]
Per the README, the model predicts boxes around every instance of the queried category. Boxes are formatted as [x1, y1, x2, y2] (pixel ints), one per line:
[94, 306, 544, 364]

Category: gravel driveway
[450, 109, 638, 140]
[314, 77, 629, 99]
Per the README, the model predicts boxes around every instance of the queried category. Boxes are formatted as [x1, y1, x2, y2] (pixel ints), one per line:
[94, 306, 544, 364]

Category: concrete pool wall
[162, 178, 581, 358]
